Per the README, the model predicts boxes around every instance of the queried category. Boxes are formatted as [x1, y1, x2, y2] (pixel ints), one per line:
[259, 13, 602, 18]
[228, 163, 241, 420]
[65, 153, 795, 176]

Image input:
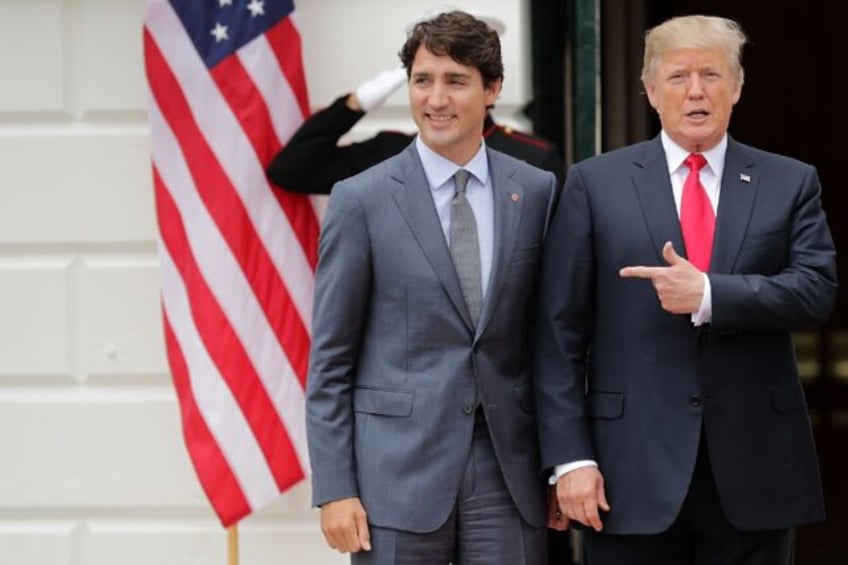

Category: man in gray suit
[535, 14, 837, 564]
[306, 11, 557, 565]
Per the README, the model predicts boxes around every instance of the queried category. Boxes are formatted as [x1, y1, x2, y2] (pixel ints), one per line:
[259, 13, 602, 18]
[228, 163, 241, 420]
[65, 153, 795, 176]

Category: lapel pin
[740, 173, 751, 183]
[510, 193, 520, 202]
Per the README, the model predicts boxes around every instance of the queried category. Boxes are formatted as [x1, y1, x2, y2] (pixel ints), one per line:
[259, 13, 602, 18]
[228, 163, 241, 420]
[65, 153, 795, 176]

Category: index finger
[356, 511, 372, 551]
[342, 519, 363, 553]
[583, 498, 604, 532]
[619, 266, 662, 279]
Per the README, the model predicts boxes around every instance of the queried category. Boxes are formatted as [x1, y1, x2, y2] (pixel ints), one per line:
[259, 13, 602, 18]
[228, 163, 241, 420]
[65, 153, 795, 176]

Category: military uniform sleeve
[266, 95, 412, 195]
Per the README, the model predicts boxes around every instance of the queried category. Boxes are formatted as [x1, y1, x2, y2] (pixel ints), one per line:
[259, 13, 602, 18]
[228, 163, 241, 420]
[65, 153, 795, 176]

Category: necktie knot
[685, 153, 707, 173]
[454, 169, 471, 196]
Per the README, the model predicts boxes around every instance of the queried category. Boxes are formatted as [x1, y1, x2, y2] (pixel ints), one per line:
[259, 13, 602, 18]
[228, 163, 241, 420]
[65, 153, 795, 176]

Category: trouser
[352, 410, 546, 565]
[583, 431, 794, 565]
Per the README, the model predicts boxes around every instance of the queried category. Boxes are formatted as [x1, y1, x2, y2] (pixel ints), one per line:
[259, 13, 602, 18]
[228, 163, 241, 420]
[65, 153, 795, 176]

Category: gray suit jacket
[306, 142, 557, 532]
[534, 136, 837, 534]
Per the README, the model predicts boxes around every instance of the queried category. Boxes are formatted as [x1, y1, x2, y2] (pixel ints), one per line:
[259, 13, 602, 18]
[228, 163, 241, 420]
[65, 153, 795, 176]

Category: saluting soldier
[266, 23, 565, 196]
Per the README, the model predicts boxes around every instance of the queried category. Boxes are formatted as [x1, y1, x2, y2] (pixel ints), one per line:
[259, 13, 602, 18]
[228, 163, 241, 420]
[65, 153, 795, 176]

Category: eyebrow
[411, 71, 472, 79]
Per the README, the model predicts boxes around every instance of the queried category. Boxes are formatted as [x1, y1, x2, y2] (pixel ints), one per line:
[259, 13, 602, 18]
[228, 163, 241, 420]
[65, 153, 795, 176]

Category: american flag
[143, 0, 318, 526]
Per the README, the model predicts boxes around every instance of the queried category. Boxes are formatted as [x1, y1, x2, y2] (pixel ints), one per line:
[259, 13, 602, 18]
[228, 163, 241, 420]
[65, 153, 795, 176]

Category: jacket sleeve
[266, 95, 411, 195]
[710, 165, 838, 331]
[305, 184, 372, 506]
[266, 95, 364, 195]
[532, 165, 597, 472]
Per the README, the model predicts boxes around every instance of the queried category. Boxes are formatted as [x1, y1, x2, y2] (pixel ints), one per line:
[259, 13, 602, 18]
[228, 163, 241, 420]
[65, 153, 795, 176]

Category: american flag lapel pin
[510, 193, 520, 202]
[740, 173, 751, 183]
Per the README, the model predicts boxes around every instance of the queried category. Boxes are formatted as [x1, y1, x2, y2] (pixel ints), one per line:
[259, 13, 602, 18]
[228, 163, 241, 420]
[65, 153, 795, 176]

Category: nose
[687, 74, 705, 98]
[428, 83, 448, 108]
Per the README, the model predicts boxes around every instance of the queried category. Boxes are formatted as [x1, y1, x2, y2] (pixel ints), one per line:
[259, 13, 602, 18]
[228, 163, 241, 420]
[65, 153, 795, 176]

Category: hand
[547, 485, 570, 531]
[619, 241, 705, 314]
[555, 466, 610, 532]
[320, 496, 372, 553]
[350, 67, 407, 112]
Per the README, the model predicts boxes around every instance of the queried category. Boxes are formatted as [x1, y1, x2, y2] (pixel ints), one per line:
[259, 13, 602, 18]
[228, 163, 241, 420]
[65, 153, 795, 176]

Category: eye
[668, 73, 686, 85]
[413, 76, 430, 85]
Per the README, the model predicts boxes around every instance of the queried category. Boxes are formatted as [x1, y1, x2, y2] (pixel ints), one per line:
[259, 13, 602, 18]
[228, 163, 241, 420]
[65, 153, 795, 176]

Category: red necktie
[680, 153, 714, 272]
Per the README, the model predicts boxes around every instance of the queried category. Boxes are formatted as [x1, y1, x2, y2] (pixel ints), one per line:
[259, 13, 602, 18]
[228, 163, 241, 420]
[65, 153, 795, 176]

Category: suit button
[689, 395, 702, 407]
[463, 404, 475, 414]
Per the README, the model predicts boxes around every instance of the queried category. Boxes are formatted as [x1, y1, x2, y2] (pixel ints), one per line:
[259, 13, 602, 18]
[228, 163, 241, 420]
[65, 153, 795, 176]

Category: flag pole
[228, 524, 239, 565]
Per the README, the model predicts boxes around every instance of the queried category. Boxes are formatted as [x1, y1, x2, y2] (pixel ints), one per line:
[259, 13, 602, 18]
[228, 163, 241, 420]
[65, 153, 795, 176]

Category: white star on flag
[210, 22, 229, 42]
[247, 0, 265, 17]
[219, 0, 233, 6]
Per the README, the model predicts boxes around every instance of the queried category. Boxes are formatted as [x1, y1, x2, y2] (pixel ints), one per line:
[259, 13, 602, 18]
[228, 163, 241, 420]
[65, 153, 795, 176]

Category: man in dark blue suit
[534, 14, 837, 564]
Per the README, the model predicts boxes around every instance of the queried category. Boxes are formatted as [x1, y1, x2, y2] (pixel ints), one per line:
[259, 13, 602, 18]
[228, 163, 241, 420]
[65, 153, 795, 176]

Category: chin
[423, 132, 455, 148]
[680, 131, 715, 148]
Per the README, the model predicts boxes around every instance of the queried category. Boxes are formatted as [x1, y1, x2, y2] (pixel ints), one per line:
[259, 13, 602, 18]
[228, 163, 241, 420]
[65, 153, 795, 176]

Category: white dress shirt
[660, 130, 727, 326]
[415, 136, 494, 298]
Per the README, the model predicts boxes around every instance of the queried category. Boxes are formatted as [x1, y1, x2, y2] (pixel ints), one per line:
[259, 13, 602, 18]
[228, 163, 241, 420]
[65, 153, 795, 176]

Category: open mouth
[426, 112, 455, 122]
[686, 110, 710, 119]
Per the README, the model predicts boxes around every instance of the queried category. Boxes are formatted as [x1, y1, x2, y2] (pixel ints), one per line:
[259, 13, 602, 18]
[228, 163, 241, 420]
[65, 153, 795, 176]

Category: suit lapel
[711, 138, 757, 273]
[630, 137, 685, 263]
[391, 144, 474, 331]
[476, 150, 523, 338]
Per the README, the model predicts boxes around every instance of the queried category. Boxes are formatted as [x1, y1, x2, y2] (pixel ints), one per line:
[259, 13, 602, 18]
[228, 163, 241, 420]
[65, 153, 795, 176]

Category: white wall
[0, 1, 530, 563]
[296, 0, 534, 141]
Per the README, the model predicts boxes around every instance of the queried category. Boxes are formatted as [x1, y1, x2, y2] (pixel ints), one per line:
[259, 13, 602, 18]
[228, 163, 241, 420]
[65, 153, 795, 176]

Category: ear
[644, 79, 658, 110]
[731, 82, 742, 105]
[484, 78, 503, 106]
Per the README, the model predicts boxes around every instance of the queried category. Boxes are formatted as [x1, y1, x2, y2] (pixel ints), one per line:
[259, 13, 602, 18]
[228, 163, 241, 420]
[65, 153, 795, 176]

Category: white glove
[353, 67, 407, 112]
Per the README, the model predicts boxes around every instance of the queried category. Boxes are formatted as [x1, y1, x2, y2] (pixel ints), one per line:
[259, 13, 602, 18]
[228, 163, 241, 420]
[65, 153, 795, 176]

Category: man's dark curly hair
[399, 11, 504, 89]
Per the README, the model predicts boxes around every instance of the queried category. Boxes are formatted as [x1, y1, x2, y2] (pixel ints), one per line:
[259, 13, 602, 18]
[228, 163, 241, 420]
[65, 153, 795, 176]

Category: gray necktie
[449, 169, 483, 327]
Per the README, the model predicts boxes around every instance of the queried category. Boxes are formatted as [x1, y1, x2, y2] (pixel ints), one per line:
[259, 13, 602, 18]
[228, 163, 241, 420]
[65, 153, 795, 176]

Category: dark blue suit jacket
[533, 135, 837, 534]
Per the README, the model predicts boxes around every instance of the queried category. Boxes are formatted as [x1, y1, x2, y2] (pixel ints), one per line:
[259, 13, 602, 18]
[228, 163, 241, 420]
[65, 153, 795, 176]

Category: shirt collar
[660, 130, 727, 179]
[414, 135, 489, 192]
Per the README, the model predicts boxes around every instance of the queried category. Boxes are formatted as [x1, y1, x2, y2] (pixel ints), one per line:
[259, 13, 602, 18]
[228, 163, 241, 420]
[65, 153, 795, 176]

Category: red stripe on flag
[265, 17, 310, 120]
[144, 29, 311, 386]
[154, 166, 306, 492]
[212, 55, 282, 163]
[270, 181, 319, 270]
[163, 312, 251, 526]
[210, 57, 320, 270]
[262, 21, 321, 269]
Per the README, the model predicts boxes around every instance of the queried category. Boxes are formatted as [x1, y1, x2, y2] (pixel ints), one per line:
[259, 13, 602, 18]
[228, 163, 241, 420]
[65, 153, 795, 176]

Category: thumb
[355, 509, 372, 551]
[662, 241, 684, 266]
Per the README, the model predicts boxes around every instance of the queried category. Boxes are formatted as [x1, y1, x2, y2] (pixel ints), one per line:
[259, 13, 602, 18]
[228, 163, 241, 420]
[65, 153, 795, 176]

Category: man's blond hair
[641, 15, 747, 88]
